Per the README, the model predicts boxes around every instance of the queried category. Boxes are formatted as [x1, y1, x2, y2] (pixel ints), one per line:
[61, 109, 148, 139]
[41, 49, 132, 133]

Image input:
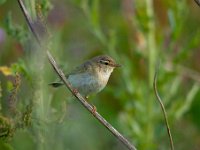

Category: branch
[17, 0, 137, 149]
[47, 51, 137, 150]
[194, 0, 200, 7]
[17, 0, 41, 45]
[153, 62, 174, 150]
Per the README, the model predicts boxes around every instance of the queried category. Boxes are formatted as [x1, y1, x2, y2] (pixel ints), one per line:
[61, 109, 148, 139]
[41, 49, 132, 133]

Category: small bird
[50, 55, 121, 98]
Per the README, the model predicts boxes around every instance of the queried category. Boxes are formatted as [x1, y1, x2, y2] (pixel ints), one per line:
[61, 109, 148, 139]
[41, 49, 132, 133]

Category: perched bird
[50, 55, 121, 98]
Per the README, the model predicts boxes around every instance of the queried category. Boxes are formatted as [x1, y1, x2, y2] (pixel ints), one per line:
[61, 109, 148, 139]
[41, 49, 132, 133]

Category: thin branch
[17, 0, 137, 149]
[17, 0, 41, 45]
[153, 62, 174, 150]
[194, 0, 200, 7]
[47, 51, 137, 150]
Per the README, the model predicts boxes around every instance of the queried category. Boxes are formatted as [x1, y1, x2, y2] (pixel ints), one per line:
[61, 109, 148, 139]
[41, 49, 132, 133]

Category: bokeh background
[0, 0, 200, 150]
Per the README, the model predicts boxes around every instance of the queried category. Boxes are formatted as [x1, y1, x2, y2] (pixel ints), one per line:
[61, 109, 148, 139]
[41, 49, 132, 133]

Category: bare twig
[47, 51, 137, 150]
[17, 0, 41, 45]
[17, 0, 137, 149]
[153, 62, 174, 150]
[194, 0, 200, 7]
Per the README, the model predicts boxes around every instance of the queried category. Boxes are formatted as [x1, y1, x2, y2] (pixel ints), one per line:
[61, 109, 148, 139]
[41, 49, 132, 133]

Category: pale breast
[68, 72, 106, 96]
[68, 66, 114, 96]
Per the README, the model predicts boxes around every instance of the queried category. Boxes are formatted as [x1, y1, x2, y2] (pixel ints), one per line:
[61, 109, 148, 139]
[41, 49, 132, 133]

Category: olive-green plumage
[50, 55, 120, 97]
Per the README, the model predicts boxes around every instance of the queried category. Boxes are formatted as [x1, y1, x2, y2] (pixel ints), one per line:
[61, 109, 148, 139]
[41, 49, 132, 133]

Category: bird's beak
[112, 63, 121, 68]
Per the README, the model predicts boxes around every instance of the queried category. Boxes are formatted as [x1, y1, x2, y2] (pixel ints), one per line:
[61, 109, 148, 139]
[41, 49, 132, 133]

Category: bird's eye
[100, 60, 109, 65]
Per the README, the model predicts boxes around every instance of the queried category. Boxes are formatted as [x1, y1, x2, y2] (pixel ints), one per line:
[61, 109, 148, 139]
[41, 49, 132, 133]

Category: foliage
[0, 0, 200, 150]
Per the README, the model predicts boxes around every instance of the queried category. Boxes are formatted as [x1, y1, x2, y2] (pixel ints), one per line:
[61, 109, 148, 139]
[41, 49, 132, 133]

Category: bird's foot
[91, 105, 97, 115]
[72, 88, 78, 94]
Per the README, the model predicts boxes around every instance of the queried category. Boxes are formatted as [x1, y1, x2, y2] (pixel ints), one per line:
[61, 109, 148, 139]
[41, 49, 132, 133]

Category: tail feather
[49, 82, 63, 88]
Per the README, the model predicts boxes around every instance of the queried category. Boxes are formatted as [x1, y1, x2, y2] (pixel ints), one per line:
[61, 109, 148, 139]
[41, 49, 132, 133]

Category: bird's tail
[49, 82, 64, 88]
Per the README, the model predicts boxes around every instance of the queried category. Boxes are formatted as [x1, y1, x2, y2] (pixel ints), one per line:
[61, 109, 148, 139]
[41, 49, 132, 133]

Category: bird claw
[73, 88, 78, 94]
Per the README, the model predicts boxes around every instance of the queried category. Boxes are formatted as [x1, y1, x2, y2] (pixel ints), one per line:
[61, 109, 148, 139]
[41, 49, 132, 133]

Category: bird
[50, 55, 121, 99]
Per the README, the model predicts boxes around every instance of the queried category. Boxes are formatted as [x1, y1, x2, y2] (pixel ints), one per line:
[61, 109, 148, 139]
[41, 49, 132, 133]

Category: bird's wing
[66, 61, 93, 77]
[50, 61, 94, 87]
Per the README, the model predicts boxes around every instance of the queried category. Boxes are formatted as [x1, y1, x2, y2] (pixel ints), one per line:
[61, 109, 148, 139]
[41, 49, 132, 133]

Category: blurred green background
[0, 0, 200, 150]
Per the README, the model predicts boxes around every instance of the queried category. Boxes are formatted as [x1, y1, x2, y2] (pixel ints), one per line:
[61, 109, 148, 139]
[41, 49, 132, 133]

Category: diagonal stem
[47, 51, 137, 150]
[17, 0, 137, 149]
[17, 0, 41, 45]
[194, 0, 200, 7]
